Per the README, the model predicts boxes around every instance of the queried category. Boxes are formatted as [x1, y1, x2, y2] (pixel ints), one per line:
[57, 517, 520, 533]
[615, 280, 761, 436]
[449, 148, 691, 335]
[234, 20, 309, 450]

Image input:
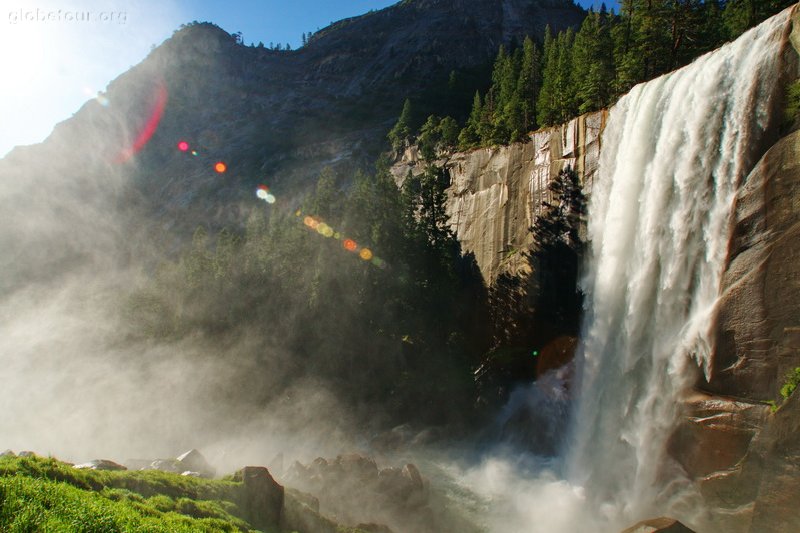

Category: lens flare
[214, 162, 227, 173]
[115, 80, 168, 163]
[177, 141, 189, 152]
[290, 208, 388, 268]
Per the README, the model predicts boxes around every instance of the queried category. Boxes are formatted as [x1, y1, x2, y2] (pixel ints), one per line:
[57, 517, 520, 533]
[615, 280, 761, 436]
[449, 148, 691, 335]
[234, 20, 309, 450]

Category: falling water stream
[460, 8, 795, 533]
[566, 8, 792, 530]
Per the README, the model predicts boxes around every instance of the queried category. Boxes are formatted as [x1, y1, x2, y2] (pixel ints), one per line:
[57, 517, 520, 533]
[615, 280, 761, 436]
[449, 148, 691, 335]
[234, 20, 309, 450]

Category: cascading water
[460, 9, 795, 533]
[566, 7, 793, 530]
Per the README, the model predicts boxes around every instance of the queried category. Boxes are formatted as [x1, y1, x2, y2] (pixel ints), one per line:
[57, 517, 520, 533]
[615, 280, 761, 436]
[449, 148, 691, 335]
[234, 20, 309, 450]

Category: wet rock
[176, 449, 215, 478]
[235, 466, 284, 530]
[284, 453, 433, 532]
[281, 490, 337, 533]
[73, 459, 127, 471]
[620, 517, 696, 533]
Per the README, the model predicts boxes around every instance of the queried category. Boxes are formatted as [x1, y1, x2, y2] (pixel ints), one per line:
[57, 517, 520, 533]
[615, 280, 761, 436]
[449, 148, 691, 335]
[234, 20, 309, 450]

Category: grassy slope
[0, 455, 261, 532]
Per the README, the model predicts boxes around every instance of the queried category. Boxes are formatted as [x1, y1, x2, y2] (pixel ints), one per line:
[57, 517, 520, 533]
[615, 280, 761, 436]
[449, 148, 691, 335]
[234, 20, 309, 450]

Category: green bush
[780, 367, 800, 401]
[785, 79, 800, 125]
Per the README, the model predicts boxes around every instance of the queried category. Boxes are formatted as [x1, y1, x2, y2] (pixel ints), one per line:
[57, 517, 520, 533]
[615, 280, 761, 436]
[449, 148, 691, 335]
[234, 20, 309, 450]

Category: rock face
[391, 111, 605, 281]
[0, 0, 585, 251]
[669, 127, 800, 532]
[388, 10, 800, 530]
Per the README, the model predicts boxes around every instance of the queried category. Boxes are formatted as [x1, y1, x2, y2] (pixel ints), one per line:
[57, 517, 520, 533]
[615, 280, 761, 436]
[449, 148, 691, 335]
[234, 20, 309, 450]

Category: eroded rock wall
[390, 111, 605, 282]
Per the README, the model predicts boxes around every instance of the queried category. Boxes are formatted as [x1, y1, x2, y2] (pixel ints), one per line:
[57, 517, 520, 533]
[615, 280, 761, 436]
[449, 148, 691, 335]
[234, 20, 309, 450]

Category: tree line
[390, 0, 795, 153]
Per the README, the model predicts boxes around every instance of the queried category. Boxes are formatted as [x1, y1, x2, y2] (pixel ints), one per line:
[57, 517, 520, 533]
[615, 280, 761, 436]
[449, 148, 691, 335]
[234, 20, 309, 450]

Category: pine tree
[458, 91, 483, 150]
[573, 9, 615, 114]
[439, 117, 460, 150]
[536, 26, 560, 127]
[418, 115, 442, 161]
[517, 36, 542, 134]
[388, 99, 413, 151]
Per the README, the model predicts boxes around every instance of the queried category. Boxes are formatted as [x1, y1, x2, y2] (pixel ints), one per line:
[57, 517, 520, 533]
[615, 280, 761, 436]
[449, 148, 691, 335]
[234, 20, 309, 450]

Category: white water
[462, 9, 794, 533]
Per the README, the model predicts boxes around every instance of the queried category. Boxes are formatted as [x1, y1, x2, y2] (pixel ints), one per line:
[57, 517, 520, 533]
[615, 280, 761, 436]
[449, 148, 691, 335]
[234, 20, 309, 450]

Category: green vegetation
[765, 367, 800, 412]
[780, 367, 800, 401]
[0, 456, 257, 532]
[785, 79, 800, 124]
[127, 159, 489, 427]
[388, 0, 795, 151]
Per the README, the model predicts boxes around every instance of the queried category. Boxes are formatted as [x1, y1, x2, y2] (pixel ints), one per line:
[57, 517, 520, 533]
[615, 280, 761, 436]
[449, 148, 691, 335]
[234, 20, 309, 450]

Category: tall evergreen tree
[458, 91, 484, 150]
[388, 98, 414, 151]
[517, 36, 542, 134]
[536, 26, 560, 126]
[573, 9, 615, 114]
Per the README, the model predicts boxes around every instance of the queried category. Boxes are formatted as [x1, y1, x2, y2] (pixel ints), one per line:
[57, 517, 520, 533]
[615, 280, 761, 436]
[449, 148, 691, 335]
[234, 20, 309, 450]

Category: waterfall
[566, 7, 793, 529]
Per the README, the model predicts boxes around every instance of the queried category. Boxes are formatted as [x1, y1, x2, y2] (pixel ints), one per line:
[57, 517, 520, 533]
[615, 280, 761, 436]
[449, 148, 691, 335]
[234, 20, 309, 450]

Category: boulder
[235, 466, 284, 530]
[73, 459, 127, 471]
[176, 449, 215, 478]
[0, 449, 15, 458]
[620, 517, 696, 533]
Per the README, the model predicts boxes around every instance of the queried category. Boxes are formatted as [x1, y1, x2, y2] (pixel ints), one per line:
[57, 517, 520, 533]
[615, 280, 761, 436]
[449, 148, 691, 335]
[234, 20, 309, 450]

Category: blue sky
[0, 0, 609, 157]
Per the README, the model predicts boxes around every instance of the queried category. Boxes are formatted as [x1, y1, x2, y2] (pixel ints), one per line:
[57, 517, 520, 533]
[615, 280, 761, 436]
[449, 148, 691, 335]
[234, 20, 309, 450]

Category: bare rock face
[391, 111, 605, 282]
[669, 127, 800, 531]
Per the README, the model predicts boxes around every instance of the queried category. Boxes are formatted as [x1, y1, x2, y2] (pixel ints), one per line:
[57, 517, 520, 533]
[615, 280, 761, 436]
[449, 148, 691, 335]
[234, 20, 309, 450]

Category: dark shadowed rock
[73, 459, 127, 471]
[281, 490, 338, 533]
[235, 466, 284, 530]
[620, 517, 696, 533]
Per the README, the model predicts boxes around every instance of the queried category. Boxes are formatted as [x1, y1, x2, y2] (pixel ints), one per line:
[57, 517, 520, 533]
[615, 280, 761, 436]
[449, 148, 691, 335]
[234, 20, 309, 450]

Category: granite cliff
[391, 7, 800, 530]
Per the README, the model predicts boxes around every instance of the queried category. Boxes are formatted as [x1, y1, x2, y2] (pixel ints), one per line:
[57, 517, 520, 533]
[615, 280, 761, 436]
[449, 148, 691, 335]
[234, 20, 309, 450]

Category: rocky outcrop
[391, 111, 605, 281]
[670, 125, 800, 532]
[234, 466, 285, 530]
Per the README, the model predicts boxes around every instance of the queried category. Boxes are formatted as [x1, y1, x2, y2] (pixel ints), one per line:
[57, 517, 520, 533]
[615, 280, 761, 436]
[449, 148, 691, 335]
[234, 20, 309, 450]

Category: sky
[0, 0, 607, 157]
